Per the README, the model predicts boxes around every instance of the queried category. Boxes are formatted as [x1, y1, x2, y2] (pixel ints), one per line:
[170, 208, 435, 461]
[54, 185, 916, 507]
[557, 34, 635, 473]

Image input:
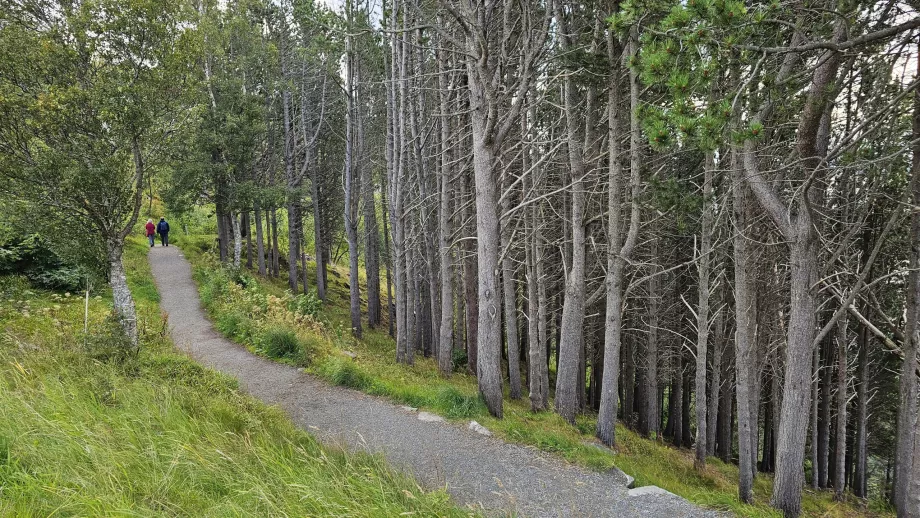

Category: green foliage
[289, 291, 322, 318]
[260, 327, 301, 360]
[0, 233, 88, 292]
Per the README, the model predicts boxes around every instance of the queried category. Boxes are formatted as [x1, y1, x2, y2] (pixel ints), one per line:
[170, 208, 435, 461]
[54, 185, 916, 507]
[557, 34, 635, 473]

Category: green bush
[216, 310, 252, 341]
[451, 347, 468, 372]
[289, 291, 322, 318]
[322, 357, 373, 390]
[260, 328, 301, 360]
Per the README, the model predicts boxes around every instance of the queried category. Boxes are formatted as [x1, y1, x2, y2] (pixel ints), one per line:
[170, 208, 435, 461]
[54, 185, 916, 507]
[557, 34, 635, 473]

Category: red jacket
[145, 222, 156, 236]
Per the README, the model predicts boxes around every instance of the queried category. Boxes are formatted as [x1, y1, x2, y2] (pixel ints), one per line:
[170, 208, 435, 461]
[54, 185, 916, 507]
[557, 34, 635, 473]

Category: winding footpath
[149, 245, 721, 518]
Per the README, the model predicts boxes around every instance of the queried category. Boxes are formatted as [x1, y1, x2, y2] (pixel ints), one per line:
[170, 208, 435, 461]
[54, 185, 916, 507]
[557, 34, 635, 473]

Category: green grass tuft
[260, 327, 301, 360]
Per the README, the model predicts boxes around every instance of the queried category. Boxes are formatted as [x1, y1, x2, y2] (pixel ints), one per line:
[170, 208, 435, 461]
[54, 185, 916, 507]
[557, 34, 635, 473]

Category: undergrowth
[0, 237, 473, 517]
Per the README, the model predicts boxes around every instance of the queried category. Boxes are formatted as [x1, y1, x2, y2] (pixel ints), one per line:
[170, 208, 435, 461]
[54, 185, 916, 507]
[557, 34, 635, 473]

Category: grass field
[0, 237, 474, 516]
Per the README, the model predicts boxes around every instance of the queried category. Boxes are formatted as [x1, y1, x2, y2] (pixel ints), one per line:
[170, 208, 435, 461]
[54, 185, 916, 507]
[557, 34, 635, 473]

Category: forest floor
[149, 243, 723, 517]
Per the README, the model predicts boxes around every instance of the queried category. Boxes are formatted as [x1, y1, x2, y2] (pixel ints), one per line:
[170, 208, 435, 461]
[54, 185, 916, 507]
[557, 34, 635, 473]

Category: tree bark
[834, 316, 848, 500]
[896, 39, 920, 514]
[732, 157, 756, 504]
[694, 150, 714, 467]
[254, 202, 266, 275]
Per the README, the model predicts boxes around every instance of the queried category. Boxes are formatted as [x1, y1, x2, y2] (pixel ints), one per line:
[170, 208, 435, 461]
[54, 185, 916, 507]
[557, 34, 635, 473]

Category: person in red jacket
[145, 219, 156, 247]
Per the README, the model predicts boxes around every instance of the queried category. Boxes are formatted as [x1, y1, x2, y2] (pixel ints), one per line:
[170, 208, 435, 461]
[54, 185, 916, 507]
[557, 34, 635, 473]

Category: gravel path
[149, 245, 722, 518]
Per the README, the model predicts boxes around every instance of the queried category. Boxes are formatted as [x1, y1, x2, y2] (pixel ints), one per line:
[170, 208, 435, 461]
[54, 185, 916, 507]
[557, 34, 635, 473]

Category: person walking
[145, 219, 156, 247]
[156, 217, 170, 247]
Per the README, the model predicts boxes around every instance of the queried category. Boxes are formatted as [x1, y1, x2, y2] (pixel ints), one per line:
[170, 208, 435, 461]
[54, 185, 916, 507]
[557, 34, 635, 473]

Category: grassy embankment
[173, 233, 892, 518]
[0, 237, 474, 516]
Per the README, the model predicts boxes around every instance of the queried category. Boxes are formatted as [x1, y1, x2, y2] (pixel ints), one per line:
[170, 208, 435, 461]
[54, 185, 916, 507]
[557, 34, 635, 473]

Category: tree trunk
[694, 150, 714, 467]
[708, 308, 723, 456]
[244, 212, 253, 269]
[645, 235, 661, 439]
[232, 212, 242, 268]
[465, 32, 504, 416]
[344, 23, 362, 338]
[834, 316, 848, 500]
[854, 322, 869, 498]
[597, 23, 638, 446]
[254, 202, 266, 275]
[270, 209, 280, 277]
[896, 41, 920, 514]
[732, 160, 756, 504]
[109, 243, 138, 348]
[436, 32, 453, 375]
[819, 335, 832, 488]
[463, 170, 479, 375]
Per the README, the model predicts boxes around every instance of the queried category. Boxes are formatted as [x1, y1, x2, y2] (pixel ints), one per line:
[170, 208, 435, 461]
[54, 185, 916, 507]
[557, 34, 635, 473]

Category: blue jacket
[157, 220, 170, 234]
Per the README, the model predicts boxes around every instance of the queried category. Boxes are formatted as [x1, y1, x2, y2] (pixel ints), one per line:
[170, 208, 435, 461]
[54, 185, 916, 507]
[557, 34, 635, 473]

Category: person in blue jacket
[156, 217, 170, 247]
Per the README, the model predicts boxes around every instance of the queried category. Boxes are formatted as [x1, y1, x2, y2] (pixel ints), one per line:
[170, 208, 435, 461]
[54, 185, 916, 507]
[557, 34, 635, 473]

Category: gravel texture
[150, 245, 723, 518]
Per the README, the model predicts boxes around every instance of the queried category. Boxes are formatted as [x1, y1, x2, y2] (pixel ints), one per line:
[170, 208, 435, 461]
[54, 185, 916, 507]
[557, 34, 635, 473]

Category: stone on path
[468, 420, 492, 436]
[628, 486, 678, 498]
[417, 411, 445, 423]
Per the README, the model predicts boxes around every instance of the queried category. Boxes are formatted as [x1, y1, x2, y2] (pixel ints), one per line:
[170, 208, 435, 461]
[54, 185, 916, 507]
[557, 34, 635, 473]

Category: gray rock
[468, 420, 492, 436]
[400, 405, 418, 412]
[417, 411, 445, 423]
[628, 485, 677, 498]
[341, 350, 358, 359]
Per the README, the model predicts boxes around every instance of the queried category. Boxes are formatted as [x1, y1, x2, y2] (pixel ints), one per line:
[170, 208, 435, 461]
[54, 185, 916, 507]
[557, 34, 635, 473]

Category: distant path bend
[149, 245, 720, 518]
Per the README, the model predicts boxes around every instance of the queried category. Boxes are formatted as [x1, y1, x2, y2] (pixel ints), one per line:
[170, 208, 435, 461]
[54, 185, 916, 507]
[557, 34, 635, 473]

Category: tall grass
[0, 240, 474, 517]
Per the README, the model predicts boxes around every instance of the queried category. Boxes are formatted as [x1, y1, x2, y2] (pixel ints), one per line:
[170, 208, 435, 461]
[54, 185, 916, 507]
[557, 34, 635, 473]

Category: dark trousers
[160, 232, 169, 246]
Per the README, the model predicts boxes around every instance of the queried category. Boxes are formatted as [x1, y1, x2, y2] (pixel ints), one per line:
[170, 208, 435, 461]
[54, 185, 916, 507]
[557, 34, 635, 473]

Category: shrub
[216, 310, 251, 342]
[82, 313, 135, 364]
[321, 357, 373, 391]
[260, 328, 300, 360]
[288, 292, 321, 318]
[451, 347, 468, 372]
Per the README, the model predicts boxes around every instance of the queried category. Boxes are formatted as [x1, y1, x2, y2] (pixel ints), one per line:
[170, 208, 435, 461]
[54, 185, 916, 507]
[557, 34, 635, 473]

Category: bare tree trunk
[270, 209, 280, 277]
[344, 19, 362, 338]
[244, 212, 253, 269]
[463, 171, 479, 375]
[902, 46, 920, 515]
[232, 212, 242, 268]
[552, 4, 589, 424]
[468, 67, 504, 416]
[853, 321, 868, 498]
[436, 34, 454, 375]
[109, 243, 138, 347]
[526, 111, 549, 409]
[732, 159, 755, 504]
[834, 316, 848, 500]
[646, 235, 661, 438]
[811, 341, 820, 489]
[897, 43, 920, 514]
[597, 23, 639, 446]
[694, 150, 714, 467]
[254, 202, 266, 275]
[708, 308, 723, 456]
[363, 118, 381, 327]
[500, 177, 521, 397]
